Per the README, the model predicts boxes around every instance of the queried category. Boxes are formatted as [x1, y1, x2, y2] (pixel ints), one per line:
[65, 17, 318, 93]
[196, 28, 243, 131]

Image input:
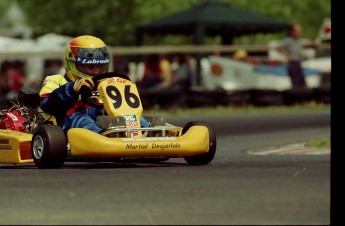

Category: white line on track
[247, 143, 330, 155]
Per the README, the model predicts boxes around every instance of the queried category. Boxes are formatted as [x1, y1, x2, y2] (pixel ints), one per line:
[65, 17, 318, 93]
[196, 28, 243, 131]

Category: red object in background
[0, 110, 26, 132]
[324, 26, 331, 34]
[8, 69, 24, 91]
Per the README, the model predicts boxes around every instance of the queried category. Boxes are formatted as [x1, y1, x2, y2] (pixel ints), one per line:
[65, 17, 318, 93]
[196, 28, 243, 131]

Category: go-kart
[0, 72, 216, 168]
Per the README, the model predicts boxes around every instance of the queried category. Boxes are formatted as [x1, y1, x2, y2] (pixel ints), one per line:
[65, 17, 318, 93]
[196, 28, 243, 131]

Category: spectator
[171, 54, 194, 88]
[113, 54, 130, 77]
[170, 54, 181, 74]
[233, 49, 248, 61]
[41, 59, 64, 86]
[232, 49, 259, 64]
[136, 54, 176, 89]
[5, 61, 25, 99]
[158, 54, 173, 87]
[277, 23, 307, 88]
[0, 62, 10, 101]
[136, 54, 162, 88]
[43, 59, 64, 76]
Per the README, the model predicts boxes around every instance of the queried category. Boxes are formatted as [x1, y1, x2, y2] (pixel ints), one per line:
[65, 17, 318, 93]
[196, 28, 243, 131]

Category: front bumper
[68, 126, 210, 158]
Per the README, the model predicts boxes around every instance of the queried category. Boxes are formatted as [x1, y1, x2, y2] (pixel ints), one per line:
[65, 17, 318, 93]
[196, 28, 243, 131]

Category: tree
[13, 0, 330, 45]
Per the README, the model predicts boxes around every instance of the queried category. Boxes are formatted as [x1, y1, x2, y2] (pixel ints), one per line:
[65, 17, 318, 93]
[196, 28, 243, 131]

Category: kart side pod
[0, 129, 33, 164]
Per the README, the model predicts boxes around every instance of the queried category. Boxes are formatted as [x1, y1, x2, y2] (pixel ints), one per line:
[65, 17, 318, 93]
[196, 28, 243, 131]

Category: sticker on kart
[99, 78, 143, 122]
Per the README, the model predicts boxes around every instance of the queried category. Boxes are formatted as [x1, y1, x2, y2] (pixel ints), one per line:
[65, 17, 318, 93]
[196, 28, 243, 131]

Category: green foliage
[305, 138, 330, 149]
[227, 0, 331, 39]
[7, 0, 331, 45]
[19, 0, 141, 45]
[0, 0, 18, 28]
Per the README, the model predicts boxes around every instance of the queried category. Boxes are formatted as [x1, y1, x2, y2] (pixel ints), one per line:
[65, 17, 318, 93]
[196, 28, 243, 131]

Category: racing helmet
[64, 35, 110, 81]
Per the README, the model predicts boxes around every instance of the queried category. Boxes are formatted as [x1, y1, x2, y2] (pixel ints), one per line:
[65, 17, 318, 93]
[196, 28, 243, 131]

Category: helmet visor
[72, 47, 110, 76]
[74, 47, 110, 59]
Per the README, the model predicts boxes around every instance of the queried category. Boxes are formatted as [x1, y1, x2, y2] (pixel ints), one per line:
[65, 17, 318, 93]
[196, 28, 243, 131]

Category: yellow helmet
[64, 35, 110, 81]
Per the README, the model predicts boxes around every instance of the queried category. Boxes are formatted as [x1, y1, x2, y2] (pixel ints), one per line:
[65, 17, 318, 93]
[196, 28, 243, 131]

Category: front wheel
[31, 125, 67, 169]
[182, 121, 216, 165]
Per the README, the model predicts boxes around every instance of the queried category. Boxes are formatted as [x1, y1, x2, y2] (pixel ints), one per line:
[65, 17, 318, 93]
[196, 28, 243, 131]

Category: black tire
[31, 125, 67, 169]
[182, 121, 216, 165]
[186, 91, 218, 108]
[250, 89, 284, 106]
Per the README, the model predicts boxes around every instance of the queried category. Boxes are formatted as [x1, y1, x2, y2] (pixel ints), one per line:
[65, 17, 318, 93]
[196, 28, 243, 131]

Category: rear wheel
[31, 125, 67, 169]
[182, 121, 216, 165]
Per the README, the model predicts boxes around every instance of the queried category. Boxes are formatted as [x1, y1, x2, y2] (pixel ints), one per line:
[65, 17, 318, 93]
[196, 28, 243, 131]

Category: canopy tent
[0, 33, 72, 89]
[0, 33, 71, 57]
[136, 1, 292, 85]
[136, 1, 292, 45]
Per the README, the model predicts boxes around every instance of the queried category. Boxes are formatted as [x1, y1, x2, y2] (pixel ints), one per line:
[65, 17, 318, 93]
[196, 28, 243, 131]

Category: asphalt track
[0, 107, 331, 225]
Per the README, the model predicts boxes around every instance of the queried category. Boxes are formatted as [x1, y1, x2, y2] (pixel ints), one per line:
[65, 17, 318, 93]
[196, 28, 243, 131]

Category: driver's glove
[73, 78, 94, 93]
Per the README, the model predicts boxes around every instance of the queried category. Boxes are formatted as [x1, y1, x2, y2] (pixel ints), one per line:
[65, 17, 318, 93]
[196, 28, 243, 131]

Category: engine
[0, 110, 26, 132]
[0, 88, 45, 133]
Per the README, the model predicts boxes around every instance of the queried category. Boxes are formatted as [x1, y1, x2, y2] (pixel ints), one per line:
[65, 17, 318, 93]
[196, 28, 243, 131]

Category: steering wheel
[79, 72, 131, 109]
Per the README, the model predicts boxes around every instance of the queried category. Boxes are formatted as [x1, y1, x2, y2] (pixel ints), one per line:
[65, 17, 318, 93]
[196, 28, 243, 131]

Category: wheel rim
[32, 135, 44, 159]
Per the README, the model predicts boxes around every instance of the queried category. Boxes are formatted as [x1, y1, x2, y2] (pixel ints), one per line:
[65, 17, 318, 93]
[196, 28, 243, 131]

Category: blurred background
[0, 0, 331, 109]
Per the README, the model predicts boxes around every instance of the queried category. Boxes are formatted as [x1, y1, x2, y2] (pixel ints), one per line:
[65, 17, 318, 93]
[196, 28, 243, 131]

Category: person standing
[5, 61, 25, 99]
[277, 23, 307, 88]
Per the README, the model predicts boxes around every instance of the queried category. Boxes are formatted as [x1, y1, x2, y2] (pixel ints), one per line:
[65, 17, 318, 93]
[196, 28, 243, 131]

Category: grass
[144, 103, 331, 151]
[305, 138, 331, 149]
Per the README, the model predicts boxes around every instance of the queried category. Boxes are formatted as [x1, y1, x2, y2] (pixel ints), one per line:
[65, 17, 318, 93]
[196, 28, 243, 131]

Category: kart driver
[39, 35, 154, 134]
